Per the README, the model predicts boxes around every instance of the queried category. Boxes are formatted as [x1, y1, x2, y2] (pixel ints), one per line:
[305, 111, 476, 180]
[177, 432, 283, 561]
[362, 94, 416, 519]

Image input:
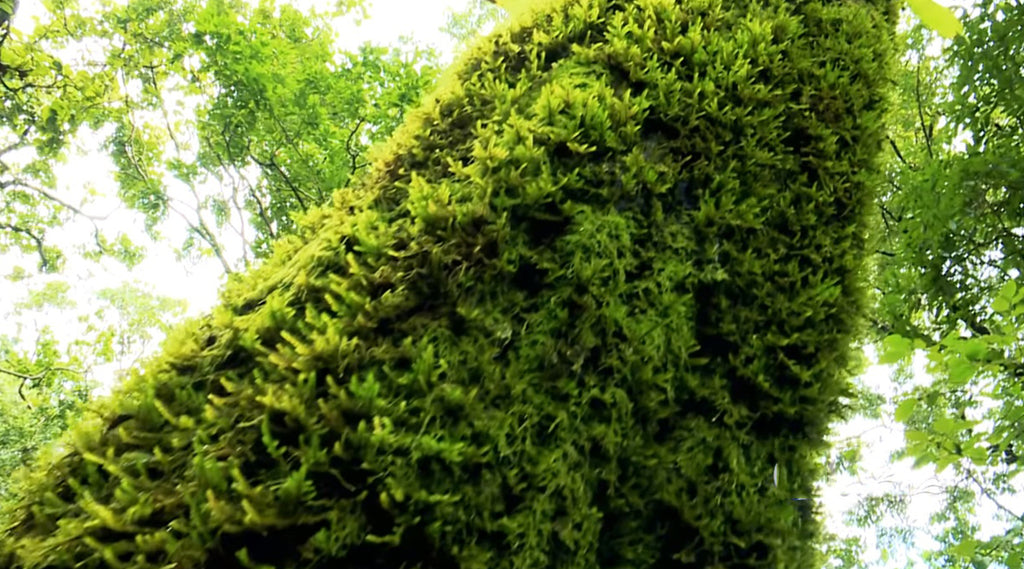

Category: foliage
[72, 0, 440, 272]
[0, 0, 898, 567]
[441, 0, 505, 48]
[0, 0, 441, 274]
[851, 0, 1024, 567]
[0, 329, 92, 510]
[0, 279, 186, 502]
[0, 0, 140, 273]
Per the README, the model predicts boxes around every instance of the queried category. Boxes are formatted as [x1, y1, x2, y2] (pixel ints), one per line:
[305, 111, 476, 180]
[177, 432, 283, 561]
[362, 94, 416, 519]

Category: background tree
[834, 1, 1024, 567]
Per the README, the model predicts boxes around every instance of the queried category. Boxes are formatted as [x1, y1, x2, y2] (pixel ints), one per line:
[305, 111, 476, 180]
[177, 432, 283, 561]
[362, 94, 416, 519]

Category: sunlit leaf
[906, 0, 965, 39]
[993, 296, 1011, 313]
[878, 334, 914, 364]
[933, 415, 965, 435]
[894, 398, 918, 422]
[947, 358, 977, 386]
[999, 280, 1018, 301]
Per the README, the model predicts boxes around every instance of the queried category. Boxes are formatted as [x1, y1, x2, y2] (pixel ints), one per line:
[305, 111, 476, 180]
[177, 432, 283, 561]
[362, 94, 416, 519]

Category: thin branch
[209, 128, 276, 242]
[164, 197, 234, 275]
[345, 117, 369, 175]
[268, 108, 324, 202]
[0, 125, 32, 157]
[8, 178, 112, 220]
[886, 135, 918, 170]
[0, 365, 82, 382]
[879, 203, 903, 224]
[964, 468, 1024, 522]
[0, 365, 84, 410]
[0, 222, 52, 270]
[248, 148, 311, 211]
[915, 62, 934, 160]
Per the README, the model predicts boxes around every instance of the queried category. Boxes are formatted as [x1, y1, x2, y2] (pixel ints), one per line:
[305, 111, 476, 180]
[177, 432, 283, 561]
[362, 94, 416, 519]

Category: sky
[2, 0, 1019, 567]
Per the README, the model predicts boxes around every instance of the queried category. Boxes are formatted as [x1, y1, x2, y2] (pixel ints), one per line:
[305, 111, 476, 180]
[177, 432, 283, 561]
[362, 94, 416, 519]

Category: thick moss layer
[0, 0, 897, 567]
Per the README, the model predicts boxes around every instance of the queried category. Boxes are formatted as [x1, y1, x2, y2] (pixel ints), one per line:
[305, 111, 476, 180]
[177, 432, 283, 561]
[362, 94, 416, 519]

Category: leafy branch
[0, 364, 83, 409]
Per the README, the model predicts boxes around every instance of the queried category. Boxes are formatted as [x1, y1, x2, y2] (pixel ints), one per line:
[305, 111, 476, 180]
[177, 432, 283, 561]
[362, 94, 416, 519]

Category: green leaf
[992, 296, 1011, 313]
[894, 398, 918, 422]
[905, 430, 930, 443]
[950, 538, 977, 559]
[933, 415, 965, 435]
[947, 358, 977, 386]
[999, 280, 1018, 301]
[935, 454, 958, 473]
[878, 334, 914, 364]
[906, 0, 965, 39]
[963, 445, 988, 466]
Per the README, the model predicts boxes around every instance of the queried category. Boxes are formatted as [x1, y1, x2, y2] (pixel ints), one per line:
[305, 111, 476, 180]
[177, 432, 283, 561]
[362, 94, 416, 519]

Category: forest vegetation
[0, 0, 1020, 567]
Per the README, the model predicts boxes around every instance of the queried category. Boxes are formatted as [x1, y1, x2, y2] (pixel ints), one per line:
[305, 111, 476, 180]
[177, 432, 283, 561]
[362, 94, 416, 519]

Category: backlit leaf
[906, 0, 965, 39]
[895, 398, 918, 423]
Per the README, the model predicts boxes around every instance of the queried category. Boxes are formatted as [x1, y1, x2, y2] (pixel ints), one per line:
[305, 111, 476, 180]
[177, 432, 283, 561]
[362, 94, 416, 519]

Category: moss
[0, 0, 897, 567]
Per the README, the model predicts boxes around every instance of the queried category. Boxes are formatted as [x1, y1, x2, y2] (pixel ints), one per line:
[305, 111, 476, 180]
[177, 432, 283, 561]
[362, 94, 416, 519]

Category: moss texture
[0, 0, 897, 567]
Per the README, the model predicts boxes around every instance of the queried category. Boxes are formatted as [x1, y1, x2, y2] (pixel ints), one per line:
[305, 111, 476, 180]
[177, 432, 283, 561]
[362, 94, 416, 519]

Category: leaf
[878, 334, 913, 364]
[999, 280, 1018, 301]
[947, 358, 977, 387]
[993, 296, 1011, 313]
[894, 398, 918, 422]
[950, 538, 977, 559]
[963, 445, 988, 466]
[935, 454, 958, 473]
[905, 430, 930, 443]
[906, 0, 965, 39]
[933, 415, 965, 435]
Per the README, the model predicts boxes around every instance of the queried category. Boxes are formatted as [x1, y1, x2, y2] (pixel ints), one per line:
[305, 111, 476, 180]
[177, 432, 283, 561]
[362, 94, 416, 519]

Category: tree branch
[964, 468, 1024, 522]
[209, 128, 276, 242]
[886, 135, 918, 170]
[915, 63, 934, 160]
[248, 148, 311, 211]
[346, 117, 369, 175]
[8, 178, 112, 221]
[0, 222, 53, 270]
[0, 365, 83, 410]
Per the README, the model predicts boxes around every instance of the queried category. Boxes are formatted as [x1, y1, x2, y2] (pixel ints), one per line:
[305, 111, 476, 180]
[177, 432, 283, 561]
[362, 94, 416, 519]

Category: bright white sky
[2, 1, 1020, 568]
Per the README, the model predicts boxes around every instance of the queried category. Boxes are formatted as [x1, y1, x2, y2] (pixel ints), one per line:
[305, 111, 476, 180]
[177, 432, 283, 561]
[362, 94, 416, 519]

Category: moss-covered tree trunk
[0, 0, 897, 567]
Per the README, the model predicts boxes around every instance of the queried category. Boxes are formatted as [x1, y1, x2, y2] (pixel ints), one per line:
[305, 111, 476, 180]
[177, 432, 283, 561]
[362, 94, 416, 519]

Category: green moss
[0, 0, 897, 567]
